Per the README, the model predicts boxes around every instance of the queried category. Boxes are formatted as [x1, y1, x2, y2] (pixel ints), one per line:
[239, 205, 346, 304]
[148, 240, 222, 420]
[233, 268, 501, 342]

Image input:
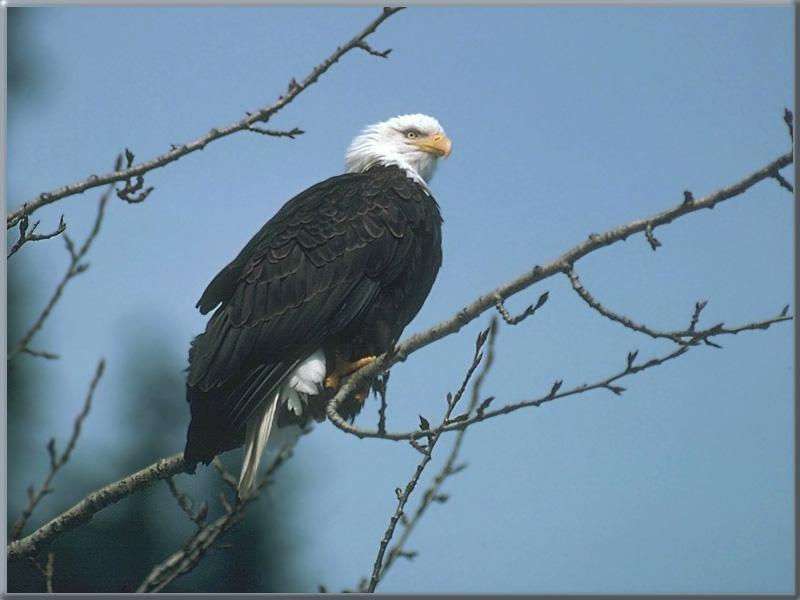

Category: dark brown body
[183, 165, 442, 467]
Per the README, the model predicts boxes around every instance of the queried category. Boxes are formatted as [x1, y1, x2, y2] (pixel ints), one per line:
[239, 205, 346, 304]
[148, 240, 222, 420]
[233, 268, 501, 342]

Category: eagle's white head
[345, 114, 452, 184]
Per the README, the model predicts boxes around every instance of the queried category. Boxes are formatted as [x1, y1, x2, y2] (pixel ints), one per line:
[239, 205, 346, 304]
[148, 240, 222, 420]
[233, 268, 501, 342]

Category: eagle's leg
[324, 355, 377, 391]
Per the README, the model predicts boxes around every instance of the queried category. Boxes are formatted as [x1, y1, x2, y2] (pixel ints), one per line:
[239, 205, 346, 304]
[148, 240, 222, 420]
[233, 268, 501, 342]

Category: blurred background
[5, 6, 794, 594]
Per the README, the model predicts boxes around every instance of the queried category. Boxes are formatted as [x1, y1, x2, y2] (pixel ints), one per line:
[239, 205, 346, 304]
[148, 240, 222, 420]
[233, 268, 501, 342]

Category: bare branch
[355, 39, 393, 58]
[19, 347, 61, 360]
[116, 148, 154, 204]
[325, 149, 794, 440]
[29, 552, 55, 593]
[369, 318, 500, 590]
[644, 223, 662, 250]
[8, 180, 113, 364]
[784, 107, 793, 140]
[136, 446, 292, 593]
[9, 359, 105, 541]
[7, 214, 66, 258]
[211, 457, 240, 493]
[365, 326, 491, 593]
[246, 126, 305, 138]
[494, 291, 548, 325]
[165, 477, 208, 529]
[7, 453, 186, 562]
[7, 147, 792, 568]
[772, 171, 793, 192]
[566, 268, 684, 342]
[6, 7, 405, 230]
[375, 371, 390, 435]
[566, 268, 792, 347]
[327, 307, 791, 444]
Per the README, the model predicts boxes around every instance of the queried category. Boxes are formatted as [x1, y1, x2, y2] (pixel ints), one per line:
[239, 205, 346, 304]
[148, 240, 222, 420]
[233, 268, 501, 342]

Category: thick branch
[7, 148, 791, 566]
[7, 454, 186, 562]
[6, 7, 404, 230]
[325, 149, 793, 436]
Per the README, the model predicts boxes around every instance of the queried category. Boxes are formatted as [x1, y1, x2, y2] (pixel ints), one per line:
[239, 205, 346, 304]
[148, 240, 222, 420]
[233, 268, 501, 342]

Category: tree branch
[364, 325, 491, 593]
[7, 214, 66, 258]
[324, 148, 793, 437]
[326, 311, 791, 443]
[136, 446, 293, 593]
[365, 318, 499, 591]
[7, 454, 186, 562]
[8, 180, 114, 364]
[6, 145, 792, 568]
[9, 359, 105, 541]
[6, 7, 405, 230]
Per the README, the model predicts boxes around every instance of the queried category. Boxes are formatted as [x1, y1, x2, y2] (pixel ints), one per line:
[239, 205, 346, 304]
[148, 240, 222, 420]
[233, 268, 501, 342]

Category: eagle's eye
[404, 129, 421, 139]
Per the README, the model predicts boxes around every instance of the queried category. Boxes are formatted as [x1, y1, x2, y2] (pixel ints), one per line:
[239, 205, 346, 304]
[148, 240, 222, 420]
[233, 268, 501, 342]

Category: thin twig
[136, 446, 293, 593]
[365, 326, 492, 593]
[784, 108, 793, 140]
[7, 214, 66, 258]
[8, 180, 114, 364]
[165, 477, 208, 528]
[644, 223, 662, 250]
[6, 7, 405, 230]
[29, 552, 55, 593]
[371, 317, 499, 589]
[7, 148, 793, 565]
[494, 291, 548, 325]
[327, 308, 791, 443]
[246, 126, 305, 138]
[9, 359, 105, 541]
[772, 172, 793, 192]
[375, 371, 390, 435]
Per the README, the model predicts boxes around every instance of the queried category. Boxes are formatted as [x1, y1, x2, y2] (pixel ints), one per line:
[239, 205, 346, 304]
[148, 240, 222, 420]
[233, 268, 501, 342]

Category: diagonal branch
[324, 148, 793, 437]
[6, 7, 405, 230]
[7, 147, 792, 566]
[7, 453, 187, 562]
[326, 307, 791, 443]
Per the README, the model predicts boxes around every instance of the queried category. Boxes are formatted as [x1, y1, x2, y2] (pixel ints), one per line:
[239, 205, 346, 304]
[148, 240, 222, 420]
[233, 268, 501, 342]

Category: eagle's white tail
[237, 392, 279, 499]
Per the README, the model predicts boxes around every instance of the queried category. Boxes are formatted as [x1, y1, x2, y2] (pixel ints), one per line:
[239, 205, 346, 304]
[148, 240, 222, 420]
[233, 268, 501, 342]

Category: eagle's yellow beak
[415, 133, 452, 158]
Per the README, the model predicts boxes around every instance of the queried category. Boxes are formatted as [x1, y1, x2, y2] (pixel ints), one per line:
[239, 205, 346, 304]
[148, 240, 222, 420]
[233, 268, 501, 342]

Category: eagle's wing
[184, 168, 436, 464]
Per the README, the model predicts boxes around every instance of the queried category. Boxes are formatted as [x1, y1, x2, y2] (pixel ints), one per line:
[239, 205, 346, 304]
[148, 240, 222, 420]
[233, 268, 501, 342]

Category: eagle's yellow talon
[324, 355, 377, 390]
[324, 373, 340, 390]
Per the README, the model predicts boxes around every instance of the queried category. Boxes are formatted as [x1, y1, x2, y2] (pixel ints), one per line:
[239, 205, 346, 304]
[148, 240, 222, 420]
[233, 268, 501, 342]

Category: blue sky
[7, 6, 794, 593]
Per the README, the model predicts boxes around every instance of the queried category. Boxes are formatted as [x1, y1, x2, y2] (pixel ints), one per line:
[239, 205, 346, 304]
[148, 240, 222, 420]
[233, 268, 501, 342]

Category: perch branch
[325, 148, 793, 437]
[7, 147, 792, 565]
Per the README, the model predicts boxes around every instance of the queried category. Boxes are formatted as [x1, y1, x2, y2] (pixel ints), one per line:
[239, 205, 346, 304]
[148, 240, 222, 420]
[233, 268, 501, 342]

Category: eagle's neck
[345, 139, 436, 187]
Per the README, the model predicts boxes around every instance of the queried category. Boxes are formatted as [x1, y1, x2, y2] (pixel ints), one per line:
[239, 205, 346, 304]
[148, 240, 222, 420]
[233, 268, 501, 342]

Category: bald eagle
[184, 114, 451, 496]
